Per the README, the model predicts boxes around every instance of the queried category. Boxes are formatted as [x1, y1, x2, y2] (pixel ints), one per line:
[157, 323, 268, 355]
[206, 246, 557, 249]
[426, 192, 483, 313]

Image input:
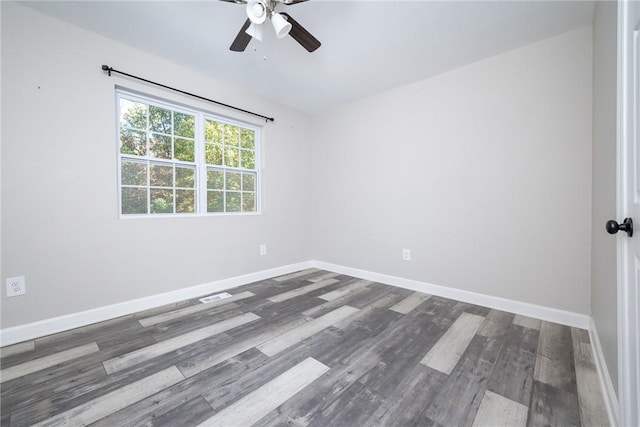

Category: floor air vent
[199, 292, 232, 303]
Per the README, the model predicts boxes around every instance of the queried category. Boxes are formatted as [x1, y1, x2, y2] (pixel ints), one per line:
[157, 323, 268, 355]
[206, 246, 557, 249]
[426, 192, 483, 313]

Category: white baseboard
[311, 260, 591, 329]
[0, 261, 313, 347]
[589, 318, 620, 427]
[0, 259, 592, 345]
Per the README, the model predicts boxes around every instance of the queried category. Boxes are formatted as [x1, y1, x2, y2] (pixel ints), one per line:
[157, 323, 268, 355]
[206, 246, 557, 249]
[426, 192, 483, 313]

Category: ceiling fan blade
[279, 13, 321, 52]
[280, 0, 309, 4]
[218, 0, 247, 3]
[230, 19, 252, 52]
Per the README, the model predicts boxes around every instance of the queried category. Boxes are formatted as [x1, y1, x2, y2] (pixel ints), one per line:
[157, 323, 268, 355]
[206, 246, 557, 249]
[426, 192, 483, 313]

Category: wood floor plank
[528, 380, 581, 427]
[471, 390, 528, 427]
[0, 341, 34, 359]
[256, 305, 359, 357]
[268, 278, 339, 302]
[332, 293, 401, 330]
[103, 312, 260, 374]
[272, 268, 320, 282]
[151, 395, 215, 427]
[138, 291, 255, 327]
[177, 315, 314, 378]
[477, 310, 515, 339]
[28, 366, 185, 427]
[91, 349, 269, 427]
[422, 335, 504, 426]
[0, 342, 99, 384]
[487, 324, 539, 406]
[318, 280, 372, 301]
[534, 321, 578, 392]
[420, 312, 485, 374]
[389, 291, 432, 314]
[571, 328, 610, 426]
[1, 335, 158, 419]
[358, 311, 450, 398]
[197, 357, 329, 427]
[146, 304, 244, 342]
[513, 314, 542, 330]
[364, 364, 448, 426]
[301, 286, 371, 318]
[306, 272, 339, 282]
[313, 380, 385, 426]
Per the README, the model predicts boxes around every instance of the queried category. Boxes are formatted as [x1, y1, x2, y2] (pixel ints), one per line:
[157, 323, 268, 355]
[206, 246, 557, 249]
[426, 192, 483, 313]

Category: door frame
[616, 1, 639, 426]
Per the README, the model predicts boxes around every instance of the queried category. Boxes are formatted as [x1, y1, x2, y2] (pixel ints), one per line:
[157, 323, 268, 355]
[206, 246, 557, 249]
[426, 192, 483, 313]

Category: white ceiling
[23, 0, 595, 114]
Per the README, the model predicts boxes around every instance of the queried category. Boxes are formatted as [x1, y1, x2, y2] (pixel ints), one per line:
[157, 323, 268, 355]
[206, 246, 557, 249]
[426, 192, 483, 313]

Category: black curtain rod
[101, 65, 275, 123]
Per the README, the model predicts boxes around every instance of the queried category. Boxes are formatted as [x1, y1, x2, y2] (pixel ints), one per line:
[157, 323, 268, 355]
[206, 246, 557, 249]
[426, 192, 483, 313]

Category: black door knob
[606, 218, 633, 237]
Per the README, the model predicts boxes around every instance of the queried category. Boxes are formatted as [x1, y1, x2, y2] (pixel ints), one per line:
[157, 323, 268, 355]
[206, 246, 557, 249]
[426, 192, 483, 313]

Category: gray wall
[311, 27, 593, 315]
[591, 0, 618, 395]
[1, 2, 313, 328]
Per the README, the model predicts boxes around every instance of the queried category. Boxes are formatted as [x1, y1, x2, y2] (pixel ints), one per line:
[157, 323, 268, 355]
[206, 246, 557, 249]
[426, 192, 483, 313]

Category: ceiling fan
[220, 0, 321, 52]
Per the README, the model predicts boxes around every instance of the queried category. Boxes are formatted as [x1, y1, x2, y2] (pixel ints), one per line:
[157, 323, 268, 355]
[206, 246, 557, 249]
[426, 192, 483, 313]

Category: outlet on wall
[6, 276, 26, 297]
[260, 244, 267, 256]
[402, 248, 411, 261]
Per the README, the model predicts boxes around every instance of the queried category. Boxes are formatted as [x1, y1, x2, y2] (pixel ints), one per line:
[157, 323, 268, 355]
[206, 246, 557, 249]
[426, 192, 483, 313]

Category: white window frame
[116, 89, 261, 218]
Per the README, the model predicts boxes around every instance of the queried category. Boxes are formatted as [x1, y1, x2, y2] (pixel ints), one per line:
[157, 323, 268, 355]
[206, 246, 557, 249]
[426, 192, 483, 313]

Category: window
[117, 91, 260, 216]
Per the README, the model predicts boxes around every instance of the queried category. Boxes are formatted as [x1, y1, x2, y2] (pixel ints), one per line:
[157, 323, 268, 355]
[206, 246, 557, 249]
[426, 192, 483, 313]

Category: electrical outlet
[260, 244, 267, 256]
[402, 248, 411, 261]
[6, 276, 26, 297]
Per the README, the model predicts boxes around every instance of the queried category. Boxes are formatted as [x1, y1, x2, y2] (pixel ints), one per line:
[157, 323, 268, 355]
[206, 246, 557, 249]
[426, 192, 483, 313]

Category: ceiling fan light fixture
[245, 22, 263, 41]
[246, 0, 267, 24]
[271, 12, 292, 39]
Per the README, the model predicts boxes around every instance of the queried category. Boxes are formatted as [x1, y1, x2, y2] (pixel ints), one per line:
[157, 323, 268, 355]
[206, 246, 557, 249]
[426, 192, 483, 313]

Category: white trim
[0, 261, 313, 347]
[311, 261, 591, 329]
[616, 1, 640, 425]
[589, 318, 620, 427]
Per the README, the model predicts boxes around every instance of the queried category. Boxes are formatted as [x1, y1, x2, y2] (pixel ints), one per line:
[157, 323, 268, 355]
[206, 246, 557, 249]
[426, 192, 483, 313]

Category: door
[618, 0, 640, 425]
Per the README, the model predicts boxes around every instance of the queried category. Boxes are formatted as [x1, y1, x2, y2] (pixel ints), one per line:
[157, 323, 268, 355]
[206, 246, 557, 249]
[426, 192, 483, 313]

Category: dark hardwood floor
[0, 269, 609, 426]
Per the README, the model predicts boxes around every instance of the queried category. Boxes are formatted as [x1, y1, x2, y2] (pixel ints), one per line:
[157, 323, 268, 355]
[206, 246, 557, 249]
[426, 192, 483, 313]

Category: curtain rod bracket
[100, 64, 274, 123]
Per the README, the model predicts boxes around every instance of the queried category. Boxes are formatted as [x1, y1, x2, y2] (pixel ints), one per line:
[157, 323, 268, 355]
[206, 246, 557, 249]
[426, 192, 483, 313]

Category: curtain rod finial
[101, 65, 112, 76]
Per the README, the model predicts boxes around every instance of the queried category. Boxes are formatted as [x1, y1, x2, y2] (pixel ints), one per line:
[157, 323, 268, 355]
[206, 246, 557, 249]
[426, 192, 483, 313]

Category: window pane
[120, 129, 147, 156]
[226, 171, 241, 191]
[150, 164, 173, 187]
[226, 191, 241, 212]
[174, 112, 195, 138]
[122, 187, 147, 214]
[118, 93, 259, 217]
[240, 149, 255, 169]
[207, 191, 224, 212]
[176, 189, 195, 213]
[149, 133, 172, 159]
[205, 120, 222, 143]
[121, 160, 147, 186]
[207, 169, 224, 190]
[176, 166, 195, 188]
[120, 99, 147, 130]
[224, 124, 240, 146]
[205, 143, 223, 165]
[149, 105, 172, 134]
[224, 146, 239, 167]
[242, 172, 255, 191]
[174, 138, 195, 162]
[240, 129, 255, 149]
[242, 192, 256, 212]
[150, 189, 173, 213]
